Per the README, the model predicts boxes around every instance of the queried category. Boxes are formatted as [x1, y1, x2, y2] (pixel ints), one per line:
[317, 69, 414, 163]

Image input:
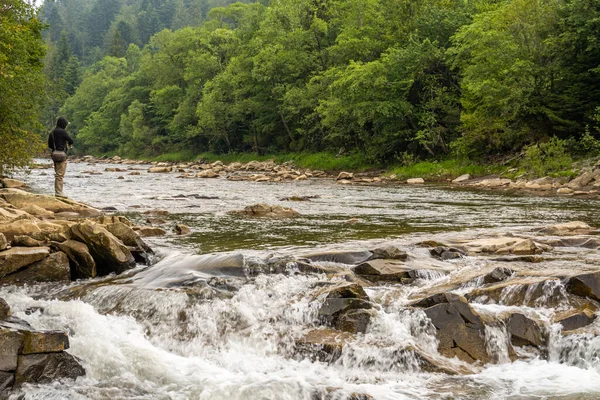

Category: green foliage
[389, 159, 500, 180]
[521, 138, 574, 177]
[0, 0, 46, 175]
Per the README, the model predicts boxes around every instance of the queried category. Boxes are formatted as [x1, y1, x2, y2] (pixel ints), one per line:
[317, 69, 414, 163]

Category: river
[3, 160, 600, 400]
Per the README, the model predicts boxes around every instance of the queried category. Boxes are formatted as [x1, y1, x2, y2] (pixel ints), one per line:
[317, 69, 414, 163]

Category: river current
[3, 160, 600, 400]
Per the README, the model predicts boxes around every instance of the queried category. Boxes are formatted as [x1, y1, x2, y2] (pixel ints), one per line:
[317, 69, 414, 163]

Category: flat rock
[556, 310, 596, 331]
[0, 247, 50, 279]
[14, 352, 85, 387]
[352, 259, 418, 283]
[0, 327, 22, 371]
[229, 204, 300, 218]
[134, 226, 167, 237]
[407, 178, 425, 184]
[302, 250, 373, 265]
[540, 221, 595, 236]
[0, 220, 42, 242]
[21, 330, 69, 354]
[148, 167, 172, 173]
[1, 252, 70, 285]
[0, 178, 27, 189]
[452, 174, 471, 183]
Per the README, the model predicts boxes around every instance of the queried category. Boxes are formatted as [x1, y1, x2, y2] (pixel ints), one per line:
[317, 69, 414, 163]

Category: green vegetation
[0, 0, 46, 175]
[389, 160, 501, 181]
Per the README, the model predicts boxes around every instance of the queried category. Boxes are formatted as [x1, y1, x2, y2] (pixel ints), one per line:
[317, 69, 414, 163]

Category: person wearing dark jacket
[48, 116, 74, 198]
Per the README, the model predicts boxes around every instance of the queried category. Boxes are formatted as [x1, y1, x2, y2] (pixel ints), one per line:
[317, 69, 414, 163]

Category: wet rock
[336, 172, 353, 181]
[430, 246, 465, 260]
[352, 259, 415, 283]
[70, 222, 135, 276]
[14, 352, 85, 387]
[410, 292, 455, 308]
[53, 240, 96, 280]
[0, 234, 6, 251]
[369, 245, 408, 261]
[1, 252, 70, 285]
[482, 267, 514, 284]
[507, 313, 546, 348]
[544, 237, 600, 249]
[296, 328, 353, 361]
[424, 293, 490, 364]
[335, 308, 375, 334]
[303, 250, 373, 265]
[473, 178, 512, 188]
[316, 283, 374, 334]
[148, 166, 172, 173]
[104, 222, 153, 258]
[0, 371, 13, 391]
[173, 224, 191, 235]
[511, 239, 546, 255]
[134, 226, 167, 237]
[143, 209, 169, 216]
[229, 204, 300, 218]
[452, 174, 471, 183]
[566, 272, 600, 301]
[0, 328, 22, 371]
[0, 299, 9, 320]
[146, 217, 167, 225]
[466, 277, 568, 307]
[556, 310, 596, 331]
[540, 221, 595, 236]
[491, 255, 544, 263]
[407, 178, 425, 184]
[21, 330, 69, 354]
[0, 247, 50, 279]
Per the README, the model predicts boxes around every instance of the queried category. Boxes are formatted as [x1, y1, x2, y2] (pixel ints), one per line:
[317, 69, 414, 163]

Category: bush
[520, 138, 573, 177]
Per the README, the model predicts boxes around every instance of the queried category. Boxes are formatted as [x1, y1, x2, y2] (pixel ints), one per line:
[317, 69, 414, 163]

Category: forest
[2, 0, 600, 173]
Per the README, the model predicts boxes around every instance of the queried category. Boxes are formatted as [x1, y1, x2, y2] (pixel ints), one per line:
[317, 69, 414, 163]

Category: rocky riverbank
[49, 155, 600, 199]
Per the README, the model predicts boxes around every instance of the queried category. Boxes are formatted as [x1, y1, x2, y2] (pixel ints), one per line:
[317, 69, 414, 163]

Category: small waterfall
[484, 325, 512, 364]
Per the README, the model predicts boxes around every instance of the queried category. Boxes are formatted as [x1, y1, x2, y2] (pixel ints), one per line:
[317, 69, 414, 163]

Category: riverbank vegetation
[2, 0, 599, 177]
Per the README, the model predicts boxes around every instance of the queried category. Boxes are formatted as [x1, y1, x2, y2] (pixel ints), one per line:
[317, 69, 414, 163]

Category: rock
[104, 222, 153, 264]
[566, 272, 600, 301]
[0, 247, 50, 279]
[429, 246, 465, 260]
[146, 217, 167, 225]
[128, 171, 141, 176]
[0, 220, 42, 242]
[482, 267, 514, 284]
[14, 352, 85, 387]
[556, 310, 596, 331]
[540, 221, 595, 236]
[12, 235, 45, 247]
[174, 224, 191, 235]
[229, 204, 300, 218]
[20, 204, 53, 217]
[0, 299, 9, 320]
[567, 171, 595, 189]
[410, 292, 456, 308]
[511, 239, 544, 255]
[475, 178, 512, 188]
[0, 234, 7, 251]
[352, 259, 415, 283]
[196, 169, 219, 178]
[143, 209, 170, 216]
[303, 250, 373, 265]
[148, 166, 172, 173]
[369, 245, 408, 261]
[424, 293, 491, 363]
[70, 222, 135, 276]
[316, 283, 374, 334]
[452, 174, 472, 183]
[557, 187, 574, 195]
[336, 172, 353, 181]
[407, 178, 425, 184]
[21, 330, 69, 354]
[0, 371, 13, 391]
[507, 313, 546, 348]
[53, 240, 96, 280]
[0, 327, 22, 371]
[335, 308, 375, 334]
[466, 277, 569, 307]
[0, 206, 30, 223]
[134, 226, 167, 237]
[0, 189, 99, 216]
[0, 178, 27, 189]
[1, 252, 70, 284]
[296, 328, 353, 361]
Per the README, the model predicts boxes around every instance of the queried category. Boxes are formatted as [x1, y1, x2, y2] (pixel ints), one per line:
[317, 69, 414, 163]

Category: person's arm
[66, 132, 74, 147]
[48, 133, 54, 150]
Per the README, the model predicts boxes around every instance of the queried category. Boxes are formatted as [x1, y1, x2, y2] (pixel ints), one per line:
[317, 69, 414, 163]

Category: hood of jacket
[56, 116, 69, 129]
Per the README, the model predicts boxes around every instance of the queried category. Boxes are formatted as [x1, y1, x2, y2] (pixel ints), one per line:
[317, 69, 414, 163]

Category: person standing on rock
[48, 116, 74, 198]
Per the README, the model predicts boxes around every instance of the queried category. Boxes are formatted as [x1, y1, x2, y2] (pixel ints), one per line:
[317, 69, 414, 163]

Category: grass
[388, 159, 503, 181]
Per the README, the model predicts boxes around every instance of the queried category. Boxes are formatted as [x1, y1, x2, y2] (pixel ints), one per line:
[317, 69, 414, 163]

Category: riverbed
[3, 160, 600, 400]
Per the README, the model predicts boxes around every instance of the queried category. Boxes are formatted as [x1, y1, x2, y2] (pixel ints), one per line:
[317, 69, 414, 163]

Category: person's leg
[54, 160, 67, 197]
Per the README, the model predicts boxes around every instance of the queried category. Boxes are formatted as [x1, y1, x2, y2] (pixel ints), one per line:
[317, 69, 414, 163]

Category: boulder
[229, 204, 300, 219]
[0, 178, 27, 189]
[21, 330, 69, 354]
[53, 240, 96, 280]
[69, 222, 135, 276]
[567, 171, 596, 189]
[482, 267, 514, 284]
[369, 245, 408, 261]
[316, 283, 375, 334]
[507, 313, 546, 348]
[0, 220, 42, 242]
[20, 204, 53, 217]
[134, 226, 167, 237]
[296, 328, 353, 361]
[407, 178, 425, 184]
[540, 221, 595, 236]
[430, 246, 465, 260]
[556, 310, 596, 331]
[303, 250, 373, 265]
[0, 247, 50, 279]
[566, 272, 600, 301]
[14, 352, 85, 387]
[0, 189, 98, 215]
[1, 252, 70, 284]
[352, 259, 415, 283]
[0, 327, 22, 371]
[0, 299, 9, 320]
[105, 222, 153, 264]
[196, 169, 219, 178]
[336, 172, 353, 181]
[0, 234, 7, 251]
[452, 174, 471, 184]
[0, 207, 30, 222]
[148, 166, 172, 173]
[557, 188, 574, 195]
[146, 217, 167, 225]
[12, 235, 46, 247]
[424, 294, 491, 364]
[174, 224, 191, 235]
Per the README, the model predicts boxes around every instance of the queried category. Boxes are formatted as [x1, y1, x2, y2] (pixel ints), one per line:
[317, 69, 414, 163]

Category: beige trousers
[54, 160, 67, 196]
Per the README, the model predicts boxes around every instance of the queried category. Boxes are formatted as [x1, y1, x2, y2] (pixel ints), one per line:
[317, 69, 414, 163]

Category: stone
[53, 240, 96, 280]
[148, 166, 172, 173]
[369, 245, 408, 261]
[557, 310, 596, 331]
[0, 178, 27, 189]
[69, 222, 135, 276]
[0, 327, 22, 371]
[0, 371, 13, 391]
[11, 235, 45, 247]
[0, 247, 50, 279]
[567, 171, 595, 189]
[196, 169, 219, 178]
[21, 330, 69, 354]
[20, 204, 53, 217]
[0, 299, 9, 320]
[0, 207, 30, 223]
[475, 178, 512, 188]
[352, 259, 414, 283]
[134, 226, 167, 237]
[336, 172, 353, 181]
[511, 239, 544, 255]
[146, 217, 167, 225]
[452, 174, 471, 183]
[566, 272, 600, 301]
[14, 352, 85, 387]
[407, 178, 425, 184]
[424, 293, 490, 364]
[0, 233, 6, 251]
[296, 329, 353, 361]
[303, 250, 373, 265]
[143, 209, 170, 216]
[229, 204, 300, 219]
[104, 222, 153, 264]
[174, 224, 191, 235]
[507, 313, 546, 348]
[0, 220, 42, 242]
[557, 187, 574, 195]
[540, 221, 595, 236]
[316, 283, 374, 334]
[1, 252, 70, 284]
[429, 246, 465, 260]
[482, 267, 514, 284]
[0, 189, 98, 216]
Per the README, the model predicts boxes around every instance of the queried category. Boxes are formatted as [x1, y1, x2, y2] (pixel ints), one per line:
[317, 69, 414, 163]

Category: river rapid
[3, 160, 600, 400]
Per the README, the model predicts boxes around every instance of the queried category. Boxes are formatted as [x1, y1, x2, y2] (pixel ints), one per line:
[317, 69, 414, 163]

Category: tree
[0, 0, 47, 174]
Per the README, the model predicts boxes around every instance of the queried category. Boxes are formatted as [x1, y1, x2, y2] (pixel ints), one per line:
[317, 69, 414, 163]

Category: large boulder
[53, 240, 96, 280]
[21, 330, 69, 354]
[316, 283, 375, 334]
[507, 313, 546, 348]
[14, 352, 85, 387]
[0, 219, 42, 242]
[69, 222, 135, 276]
[424, 294, 491, 364]
[104, 222, 153, 264]
[566, 272, 600, 301]
[369, 245, 408, 261]
[352, 259, 418, 283]
[0, 247, 50, 279]
[1, 252, 70, 285]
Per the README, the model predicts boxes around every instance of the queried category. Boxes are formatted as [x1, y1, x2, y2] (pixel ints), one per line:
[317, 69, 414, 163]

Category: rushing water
[4, 161, 600, 399]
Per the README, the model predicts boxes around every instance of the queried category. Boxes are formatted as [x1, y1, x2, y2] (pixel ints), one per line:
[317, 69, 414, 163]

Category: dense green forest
[2, 0, 599, 174]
